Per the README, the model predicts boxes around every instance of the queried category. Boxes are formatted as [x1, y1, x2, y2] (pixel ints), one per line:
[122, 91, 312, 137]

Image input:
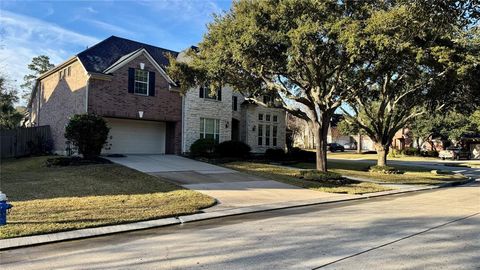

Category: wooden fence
[1, 125, 52, 159]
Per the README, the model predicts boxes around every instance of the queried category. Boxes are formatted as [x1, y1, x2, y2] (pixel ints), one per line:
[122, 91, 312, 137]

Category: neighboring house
[288, 114, 357, 150]
[28, 36, 286, 155]
[289, 114, 422, 152]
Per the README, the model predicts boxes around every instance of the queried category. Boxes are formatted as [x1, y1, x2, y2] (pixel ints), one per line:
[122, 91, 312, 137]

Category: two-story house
[28, 36, 286, 155]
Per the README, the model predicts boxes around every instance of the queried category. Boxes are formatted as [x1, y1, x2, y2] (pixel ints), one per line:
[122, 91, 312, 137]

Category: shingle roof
[76, 36, 179, 73]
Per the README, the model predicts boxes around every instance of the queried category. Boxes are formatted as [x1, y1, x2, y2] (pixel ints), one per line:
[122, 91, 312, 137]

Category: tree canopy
[21, 55, 55, 102]
[168, 0, 480, 169]
[0, 76, 23, 129]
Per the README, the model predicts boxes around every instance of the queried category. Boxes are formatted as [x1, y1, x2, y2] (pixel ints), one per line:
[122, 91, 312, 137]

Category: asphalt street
[1, 178, 479, 269]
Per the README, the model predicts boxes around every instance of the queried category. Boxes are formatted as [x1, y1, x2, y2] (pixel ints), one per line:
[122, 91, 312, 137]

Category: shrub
[45, 157, 111, 167]
[190, 138, 216, 157]
[404, 147, 421, 156]
[64, 114, 110, 159]
[297, 170, 343, 181]
[265, 148, 286, 160]
[388, 148, 404, 158]
[215, 140, 251, 157]
[27, 135, 53, 155]
[369, 165, 404, 174]
[287, 147, 316, 161]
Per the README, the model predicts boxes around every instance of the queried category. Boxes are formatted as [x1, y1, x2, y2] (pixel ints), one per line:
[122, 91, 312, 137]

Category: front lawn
[327, 152, 440, 162]
[292, 160, 468, 185]
[225, 162, 391, 195]
[0, 156, 215, 239]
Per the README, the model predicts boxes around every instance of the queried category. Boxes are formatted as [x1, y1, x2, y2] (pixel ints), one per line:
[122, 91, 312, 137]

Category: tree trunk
[357, 133, 362, 154]
[315, 116, 331, 172]
[416, 138, 421, 151]
[375, 143, 389, 167]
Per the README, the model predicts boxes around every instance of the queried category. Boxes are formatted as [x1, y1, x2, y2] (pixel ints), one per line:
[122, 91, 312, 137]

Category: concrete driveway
[107, 155, 344, 211]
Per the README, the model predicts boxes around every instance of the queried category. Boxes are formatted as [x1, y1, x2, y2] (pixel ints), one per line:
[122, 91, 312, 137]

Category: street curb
[0, 177, 476, 251]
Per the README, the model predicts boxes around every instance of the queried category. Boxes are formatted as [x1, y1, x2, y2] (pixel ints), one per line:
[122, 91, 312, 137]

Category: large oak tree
[341, 0, 479, 166]
[169, 0, 375, 172]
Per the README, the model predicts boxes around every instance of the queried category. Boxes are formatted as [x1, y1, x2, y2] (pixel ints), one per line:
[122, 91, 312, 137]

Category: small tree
[21, 55, 55, 102]
[65, 114, 110, 159]
[0, 76, 23, 129]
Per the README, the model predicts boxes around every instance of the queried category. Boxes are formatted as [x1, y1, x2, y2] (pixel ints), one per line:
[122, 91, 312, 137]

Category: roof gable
[103, 48, 176, 85]
[76, 36, 179, 74]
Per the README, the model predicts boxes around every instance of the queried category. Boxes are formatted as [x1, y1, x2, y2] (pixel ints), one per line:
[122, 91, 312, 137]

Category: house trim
[103, 48, 177, 86]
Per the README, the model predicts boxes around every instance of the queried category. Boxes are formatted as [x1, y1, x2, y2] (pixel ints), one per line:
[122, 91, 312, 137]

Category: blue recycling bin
[0, 192, 12, 226]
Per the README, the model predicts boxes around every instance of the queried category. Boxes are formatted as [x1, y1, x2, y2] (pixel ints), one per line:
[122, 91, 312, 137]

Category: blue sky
[0, 0, 232, 98]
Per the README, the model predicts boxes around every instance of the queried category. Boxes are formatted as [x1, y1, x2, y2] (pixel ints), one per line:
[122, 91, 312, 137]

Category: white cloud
[85, 6, 98, 14]
[81, 18, 134, 36]
[0, 10, 99, 104]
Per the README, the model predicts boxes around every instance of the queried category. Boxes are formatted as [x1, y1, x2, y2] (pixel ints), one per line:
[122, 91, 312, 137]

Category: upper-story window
[134, 69, 149, 95]
[263, 95, 273, 105]
[232, 96, 238, 111]
[273, 115, 278, 122]
[266, 114, 271, 122]
[199, 84, 222, 101]
[258, 114, 264, 121]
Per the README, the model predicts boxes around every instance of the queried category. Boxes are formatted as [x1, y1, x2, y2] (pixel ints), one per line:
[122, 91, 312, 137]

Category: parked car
[328, 143, 345, 152]
[439, 147, 470, 160]
[343, 142, 357, 150]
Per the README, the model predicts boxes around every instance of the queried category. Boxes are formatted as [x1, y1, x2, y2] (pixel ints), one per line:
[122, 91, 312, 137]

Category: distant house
[27, 36, 286, 155]
[288, 113, 359, 150]
[288, 114, 419, 152]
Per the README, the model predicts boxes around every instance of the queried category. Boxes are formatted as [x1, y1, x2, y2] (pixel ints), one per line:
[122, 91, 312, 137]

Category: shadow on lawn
[1, 156, 184, 202]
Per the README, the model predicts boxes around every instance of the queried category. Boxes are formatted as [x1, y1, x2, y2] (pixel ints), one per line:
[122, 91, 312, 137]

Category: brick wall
[31, 59, 88, 153]
[88, 53, 182, 153]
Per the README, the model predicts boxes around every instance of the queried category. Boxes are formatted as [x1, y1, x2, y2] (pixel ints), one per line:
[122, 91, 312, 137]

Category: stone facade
[182, 86, 233, 152]
[242, 104, 287, 153]
[30, 59, 88, 154]
[88, 53, 182, 153]
[182, 86, 287, 154]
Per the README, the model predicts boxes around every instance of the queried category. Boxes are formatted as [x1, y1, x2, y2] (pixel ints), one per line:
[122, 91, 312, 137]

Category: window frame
[272, 126, 278, 146]
[133, 69, 149, 96]
[257, 124, 263, 146]
[232, 96, 238, 111]
[265, 124, 271, 146]
[200, 118, 220, 143]
[203, 84, 221, 101]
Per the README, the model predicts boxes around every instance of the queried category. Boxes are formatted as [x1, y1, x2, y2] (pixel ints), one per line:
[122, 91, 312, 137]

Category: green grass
[224, 162, 391, 195]
[291, 160, 468, 185]
[326, 152, 441, 161]
[0, 156, 215, 239]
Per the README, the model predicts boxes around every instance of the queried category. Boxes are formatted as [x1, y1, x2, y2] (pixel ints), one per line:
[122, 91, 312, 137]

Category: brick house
[28, 36, 286, 155]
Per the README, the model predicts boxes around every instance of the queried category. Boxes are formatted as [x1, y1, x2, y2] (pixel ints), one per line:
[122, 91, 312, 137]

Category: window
[272, 126, 278, 146]
[134, 69, 149, 95]
[201, 84, 222, 101]
[265, 125, 270, 146]
[258, 124, 263, 145]
[266, 114, 271, 121]
[59, 70, 64, 80]
[258, 114, 264, 121]
[67, 66, 71, 76]
[263, 95, 273, 105]
[273, 115, 278, 122]
[200, 118, 220, 143]
[232, 96, 238, 111]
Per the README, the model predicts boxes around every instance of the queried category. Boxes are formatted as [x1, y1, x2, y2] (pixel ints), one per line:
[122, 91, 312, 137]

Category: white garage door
[103, 118, 166, 154]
